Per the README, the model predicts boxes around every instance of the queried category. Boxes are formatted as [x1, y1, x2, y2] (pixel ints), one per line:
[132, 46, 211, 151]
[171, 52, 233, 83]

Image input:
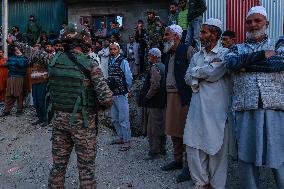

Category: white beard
[246, 26, 267, 41]
[163, 40, 174, 53]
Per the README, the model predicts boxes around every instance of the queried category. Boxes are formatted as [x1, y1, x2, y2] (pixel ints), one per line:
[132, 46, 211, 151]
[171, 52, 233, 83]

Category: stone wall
[67, 0, 169, 42]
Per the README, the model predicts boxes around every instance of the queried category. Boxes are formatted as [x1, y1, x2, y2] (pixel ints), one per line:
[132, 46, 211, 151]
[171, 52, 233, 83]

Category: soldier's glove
[99, 99, 113, 110]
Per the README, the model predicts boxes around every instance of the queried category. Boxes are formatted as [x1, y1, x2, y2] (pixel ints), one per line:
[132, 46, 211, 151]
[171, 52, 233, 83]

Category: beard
[201, 40, 210, 48]
[163, 40, 174, 53]
[201, 35, 214, 48]
[246, 26, 267, 41]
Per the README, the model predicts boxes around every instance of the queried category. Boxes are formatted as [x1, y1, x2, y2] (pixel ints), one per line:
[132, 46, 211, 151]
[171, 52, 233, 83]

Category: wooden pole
[2, 0, 8, 57]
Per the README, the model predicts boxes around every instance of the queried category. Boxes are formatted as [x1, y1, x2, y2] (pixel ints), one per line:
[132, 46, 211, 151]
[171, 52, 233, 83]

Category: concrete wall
[67, 1, 169, 42]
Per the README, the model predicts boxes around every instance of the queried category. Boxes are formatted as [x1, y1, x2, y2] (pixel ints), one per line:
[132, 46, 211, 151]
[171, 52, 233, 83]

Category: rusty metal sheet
[226, 0, 260, 43]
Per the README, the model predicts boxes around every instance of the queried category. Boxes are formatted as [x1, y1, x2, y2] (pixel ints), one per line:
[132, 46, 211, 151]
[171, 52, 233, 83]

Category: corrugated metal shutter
[1, 0, 67, 35]
[204, 0, 227, 31]
[226, 0, 260, 43]
[260, 0, 284, 41]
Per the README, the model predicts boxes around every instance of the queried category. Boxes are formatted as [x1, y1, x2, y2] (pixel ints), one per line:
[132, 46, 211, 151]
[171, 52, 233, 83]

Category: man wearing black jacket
[140, 48, 167, 160]
[161, 24, 195, 183]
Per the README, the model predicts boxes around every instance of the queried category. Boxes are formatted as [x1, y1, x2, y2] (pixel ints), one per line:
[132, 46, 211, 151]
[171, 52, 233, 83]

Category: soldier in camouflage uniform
[47, 24, 113, 189]
[146, 10, 165, 50]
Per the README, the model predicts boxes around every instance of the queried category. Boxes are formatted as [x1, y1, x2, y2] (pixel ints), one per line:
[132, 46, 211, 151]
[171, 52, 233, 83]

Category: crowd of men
[0, 0, 284, 189]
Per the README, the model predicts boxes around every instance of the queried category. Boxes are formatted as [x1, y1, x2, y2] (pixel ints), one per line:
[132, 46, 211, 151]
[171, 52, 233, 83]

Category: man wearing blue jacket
[0, 45, 28, 116]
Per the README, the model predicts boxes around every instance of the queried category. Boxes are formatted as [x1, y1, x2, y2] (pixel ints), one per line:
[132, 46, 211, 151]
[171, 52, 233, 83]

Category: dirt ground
[0, 107, 277, 189]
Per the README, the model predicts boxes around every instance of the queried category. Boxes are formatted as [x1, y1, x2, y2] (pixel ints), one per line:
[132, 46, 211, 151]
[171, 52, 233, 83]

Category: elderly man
[140, 48, 166, 160]
[108, 42, 133, 151]
[161, 24, 195, 183]
[184, 18, 229, 189]
[225, 6, 284, 189]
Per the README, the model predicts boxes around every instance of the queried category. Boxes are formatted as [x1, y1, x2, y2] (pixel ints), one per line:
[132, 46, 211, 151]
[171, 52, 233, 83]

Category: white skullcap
[149, 48, 162, 58]
[247, 6, 267, 18]
[204, 18, 223, 30]
[110, 42, 120, 49]
[167, 24, 183, 39]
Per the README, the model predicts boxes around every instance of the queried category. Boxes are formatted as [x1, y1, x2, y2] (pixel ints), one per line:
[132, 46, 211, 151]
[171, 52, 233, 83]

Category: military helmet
[61, 23, 92, 45]
[61, 23, 92, 53]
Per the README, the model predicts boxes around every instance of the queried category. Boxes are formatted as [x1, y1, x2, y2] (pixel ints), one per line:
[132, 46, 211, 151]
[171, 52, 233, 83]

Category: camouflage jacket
[88, 53, 113, 104]
[147, 18, 165, 49]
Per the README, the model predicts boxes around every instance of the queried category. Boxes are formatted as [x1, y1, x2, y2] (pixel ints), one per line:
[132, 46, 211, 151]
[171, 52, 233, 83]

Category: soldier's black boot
[161, 161, 183, 171]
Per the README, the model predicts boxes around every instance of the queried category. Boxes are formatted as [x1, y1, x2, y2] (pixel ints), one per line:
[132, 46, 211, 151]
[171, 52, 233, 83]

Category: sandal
[110, 139, 124, 145]
[119, 143, 131, 151]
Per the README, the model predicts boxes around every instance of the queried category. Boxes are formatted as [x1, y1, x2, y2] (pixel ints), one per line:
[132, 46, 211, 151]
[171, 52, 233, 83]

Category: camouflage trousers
[48, 111, 97, 189]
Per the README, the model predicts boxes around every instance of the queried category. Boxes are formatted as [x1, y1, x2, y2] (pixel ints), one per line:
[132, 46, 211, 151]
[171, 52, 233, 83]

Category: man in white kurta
[184, 18, 230, 189]
[98, 39, 110, 78]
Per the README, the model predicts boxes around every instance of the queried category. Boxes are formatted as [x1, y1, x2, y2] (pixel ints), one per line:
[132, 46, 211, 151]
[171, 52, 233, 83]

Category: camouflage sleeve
[30, 50, 50, 68]
[14, 41, 33, 58]
[90, 61, 113, 104]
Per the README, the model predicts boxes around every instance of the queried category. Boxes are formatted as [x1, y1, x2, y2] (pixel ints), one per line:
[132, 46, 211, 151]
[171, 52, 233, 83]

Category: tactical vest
[48, 52, 97, 127]
[108, 56, 128, 96]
